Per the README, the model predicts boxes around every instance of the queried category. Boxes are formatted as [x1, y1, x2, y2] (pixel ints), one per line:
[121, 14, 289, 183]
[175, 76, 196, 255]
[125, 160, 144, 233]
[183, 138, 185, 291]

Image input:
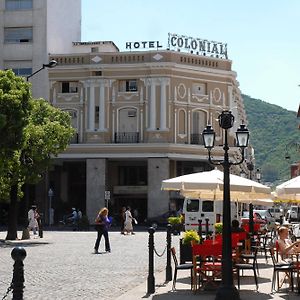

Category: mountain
[242, 94, 299, 187]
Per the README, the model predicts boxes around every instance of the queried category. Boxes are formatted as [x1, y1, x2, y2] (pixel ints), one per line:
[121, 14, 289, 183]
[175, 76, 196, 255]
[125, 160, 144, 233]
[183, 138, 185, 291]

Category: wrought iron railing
[114, 132, 140, 143]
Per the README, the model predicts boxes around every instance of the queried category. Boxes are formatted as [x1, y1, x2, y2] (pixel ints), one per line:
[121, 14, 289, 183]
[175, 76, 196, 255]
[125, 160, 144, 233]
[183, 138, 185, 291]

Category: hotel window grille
[4, 27, 33, 43]
[5, 0, 32, 10]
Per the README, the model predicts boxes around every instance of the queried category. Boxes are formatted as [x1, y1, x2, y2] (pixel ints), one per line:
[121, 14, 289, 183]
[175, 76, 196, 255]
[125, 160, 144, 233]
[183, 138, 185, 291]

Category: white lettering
[167, 33, 228, 59]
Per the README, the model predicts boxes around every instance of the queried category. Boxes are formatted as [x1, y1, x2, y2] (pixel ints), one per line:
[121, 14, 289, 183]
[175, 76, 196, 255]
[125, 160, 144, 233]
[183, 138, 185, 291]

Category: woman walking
[94, 207, 111, 254]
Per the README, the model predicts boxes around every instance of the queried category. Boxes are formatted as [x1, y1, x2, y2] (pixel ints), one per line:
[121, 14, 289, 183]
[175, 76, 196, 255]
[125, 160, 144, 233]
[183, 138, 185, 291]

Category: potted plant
[214, 222, 223, 235]
[168, 215, 183, 235]
[180, 230, 201, 264]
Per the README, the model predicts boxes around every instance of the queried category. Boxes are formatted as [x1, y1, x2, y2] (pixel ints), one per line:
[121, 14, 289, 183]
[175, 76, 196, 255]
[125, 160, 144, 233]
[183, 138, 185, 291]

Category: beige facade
[43, 43, 250, 224]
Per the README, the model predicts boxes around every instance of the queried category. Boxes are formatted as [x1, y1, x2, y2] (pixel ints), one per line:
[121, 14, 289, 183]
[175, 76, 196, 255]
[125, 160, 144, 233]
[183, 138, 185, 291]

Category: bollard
[198, 219, 202, 239]
[11, 247, 26, 300]
[166, 224, 172, 282]
[39, 213, 43, 238]
[205, 218, 209, 237]
[147, 227, 155, 294]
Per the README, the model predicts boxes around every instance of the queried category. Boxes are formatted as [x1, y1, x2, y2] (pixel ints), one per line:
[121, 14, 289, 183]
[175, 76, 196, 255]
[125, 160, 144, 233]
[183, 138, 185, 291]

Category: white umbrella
[275, 175, 300, 201]
[162, 169, 271, 202]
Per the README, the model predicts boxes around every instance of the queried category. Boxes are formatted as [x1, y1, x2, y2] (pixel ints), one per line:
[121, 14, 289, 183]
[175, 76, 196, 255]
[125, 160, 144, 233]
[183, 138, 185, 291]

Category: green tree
[0, 70, 75, 240]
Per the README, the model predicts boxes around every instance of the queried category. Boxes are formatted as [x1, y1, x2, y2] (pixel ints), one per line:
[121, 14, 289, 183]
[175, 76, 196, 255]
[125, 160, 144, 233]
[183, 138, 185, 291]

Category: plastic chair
[170, 247, 193, 290]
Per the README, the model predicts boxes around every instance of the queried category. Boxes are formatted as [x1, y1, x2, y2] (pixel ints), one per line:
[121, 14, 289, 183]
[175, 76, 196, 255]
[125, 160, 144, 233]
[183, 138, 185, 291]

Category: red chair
[192, 242, 222, 291]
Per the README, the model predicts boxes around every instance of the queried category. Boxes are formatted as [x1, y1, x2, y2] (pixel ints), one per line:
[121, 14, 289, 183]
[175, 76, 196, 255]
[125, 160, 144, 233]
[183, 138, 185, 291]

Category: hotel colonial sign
[125, 33, 228, 59]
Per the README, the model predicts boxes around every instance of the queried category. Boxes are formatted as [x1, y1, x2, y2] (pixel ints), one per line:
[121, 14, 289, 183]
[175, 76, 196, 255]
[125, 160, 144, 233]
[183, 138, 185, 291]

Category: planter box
[179, 238, 192, 264]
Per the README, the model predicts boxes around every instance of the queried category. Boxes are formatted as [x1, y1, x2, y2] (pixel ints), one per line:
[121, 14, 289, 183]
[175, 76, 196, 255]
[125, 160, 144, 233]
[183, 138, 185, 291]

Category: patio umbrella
[275, 175, 300, 201]
[162, 169, 271, 202]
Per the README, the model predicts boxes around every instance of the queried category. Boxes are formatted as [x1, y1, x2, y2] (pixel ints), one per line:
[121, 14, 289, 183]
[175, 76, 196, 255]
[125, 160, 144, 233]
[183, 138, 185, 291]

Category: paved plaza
[0, 229, 178, 300]
[1, 229, 300, 299]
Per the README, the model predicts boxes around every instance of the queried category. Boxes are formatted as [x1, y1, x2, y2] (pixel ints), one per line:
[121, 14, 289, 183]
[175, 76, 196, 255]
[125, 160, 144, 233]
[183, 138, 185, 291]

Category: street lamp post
[246, 160, 254, 235]
[25, 59, 57, 227]
[48, 188, 54, 226]
[202, 110, 249, 300]
[26, 59, 57, 81]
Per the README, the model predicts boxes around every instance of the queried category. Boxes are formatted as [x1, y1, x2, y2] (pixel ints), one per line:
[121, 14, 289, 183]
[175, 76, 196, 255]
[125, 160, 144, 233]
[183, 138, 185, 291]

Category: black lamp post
[202, 110, 249, 300]
[26, 59, 57, 81]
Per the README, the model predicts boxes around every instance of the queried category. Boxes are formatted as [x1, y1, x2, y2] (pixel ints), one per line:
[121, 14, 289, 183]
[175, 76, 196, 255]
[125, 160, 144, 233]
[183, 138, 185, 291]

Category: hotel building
[42, 39, 249, 224]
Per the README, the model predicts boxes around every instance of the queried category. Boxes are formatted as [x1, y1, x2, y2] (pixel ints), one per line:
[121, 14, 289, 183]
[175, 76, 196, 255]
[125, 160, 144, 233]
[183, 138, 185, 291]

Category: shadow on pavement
[0, 239, 50, 248]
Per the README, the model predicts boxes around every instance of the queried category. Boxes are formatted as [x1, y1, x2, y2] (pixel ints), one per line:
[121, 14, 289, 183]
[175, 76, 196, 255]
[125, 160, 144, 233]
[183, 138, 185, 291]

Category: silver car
[253, 209, 277, 230]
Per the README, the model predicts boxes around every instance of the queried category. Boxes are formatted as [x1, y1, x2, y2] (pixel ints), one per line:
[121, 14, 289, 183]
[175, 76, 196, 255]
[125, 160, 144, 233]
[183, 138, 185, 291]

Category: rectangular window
[12, 67, 32, 76]
[186, 199, 199, 212]
[4, 27, 33, 43]
[118, 166, 147, 186]
[5, 0, 33, 10]
[119, 79, 138, 92]
[61, 82, 78, 93]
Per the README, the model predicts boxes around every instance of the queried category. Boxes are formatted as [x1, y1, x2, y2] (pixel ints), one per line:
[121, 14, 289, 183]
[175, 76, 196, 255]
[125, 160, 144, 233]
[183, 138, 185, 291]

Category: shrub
[168, 216, 182, 225]
[214, 222, 223, 234]
[182, 230, 200, 245]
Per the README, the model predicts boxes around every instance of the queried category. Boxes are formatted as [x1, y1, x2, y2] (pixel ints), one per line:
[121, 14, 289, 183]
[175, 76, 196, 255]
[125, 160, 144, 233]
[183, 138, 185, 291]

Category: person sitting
[277, 226, 300, 260]
[231, 219, 245, 233]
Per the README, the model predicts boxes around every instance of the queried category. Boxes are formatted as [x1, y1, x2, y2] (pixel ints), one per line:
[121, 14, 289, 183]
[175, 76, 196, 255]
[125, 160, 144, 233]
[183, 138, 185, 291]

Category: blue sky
[82, 0, 300, 112]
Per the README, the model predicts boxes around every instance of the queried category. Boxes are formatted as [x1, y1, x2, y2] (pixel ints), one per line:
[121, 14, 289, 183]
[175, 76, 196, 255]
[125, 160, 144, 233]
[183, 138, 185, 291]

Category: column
[149, 79, 156, 130]
[86, 159, 106, 222]
[99, 80, 105, 131]
[148, 158, 170, 218]
[160, 79, 167, 130]
[88, 84, 95, 131]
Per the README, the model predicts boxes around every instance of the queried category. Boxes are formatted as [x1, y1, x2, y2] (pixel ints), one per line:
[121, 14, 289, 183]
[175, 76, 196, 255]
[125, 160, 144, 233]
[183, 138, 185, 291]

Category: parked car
[241, 211, 267, 232]
[145, 210, 179, 229]
[254, 209, 277, 230]
[241, 209, 276, 231]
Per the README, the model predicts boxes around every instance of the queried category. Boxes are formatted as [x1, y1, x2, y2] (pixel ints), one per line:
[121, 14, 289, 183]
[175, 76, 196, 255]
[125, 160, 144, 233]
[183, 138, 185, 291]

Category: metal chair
[235, 246, 259, 290]
[269, 247, 294, 292]
[170, 247, 193, 290]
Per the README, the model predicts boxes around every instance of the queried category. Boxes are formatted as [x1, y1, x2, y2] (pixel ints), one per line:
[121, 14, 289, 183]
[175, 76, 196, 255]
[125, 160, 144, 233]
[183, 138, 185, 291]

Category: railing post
[11, 247, 26, 300]
[166, 224, 172, 281]
[205, 218, 209, 237]
[147, 227, 155, 294]
[198, 219, 202, 239]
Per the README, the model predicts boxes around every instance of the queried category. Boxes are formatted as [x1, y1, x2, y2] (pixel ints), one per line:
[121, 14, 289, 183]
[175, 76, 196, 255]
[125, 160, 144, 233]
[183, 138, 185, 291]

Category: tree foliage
[242, 94, 299, 186]
[0, 70, 75, 239]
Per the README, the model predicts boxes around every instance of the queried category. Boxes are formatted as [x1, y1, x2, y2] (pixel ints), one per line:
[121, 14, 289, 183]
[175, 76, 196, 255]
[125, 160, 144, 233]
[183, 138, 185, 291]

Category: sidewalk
[118, 255, 300, 300]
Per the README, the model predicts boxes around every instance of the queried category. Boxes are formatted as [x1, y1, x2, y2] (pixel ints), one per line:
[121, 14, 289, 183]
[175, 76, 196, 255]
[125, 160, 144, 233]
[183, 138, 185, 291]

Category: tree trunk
[5, 184, 19, 240]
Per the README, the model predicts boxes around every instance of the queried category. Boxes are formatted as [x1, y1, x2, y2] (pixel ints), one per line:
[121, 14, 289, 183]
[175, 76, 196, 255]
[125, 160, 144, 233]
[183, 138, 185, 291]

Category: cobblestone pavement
[0, 229, 180, 300]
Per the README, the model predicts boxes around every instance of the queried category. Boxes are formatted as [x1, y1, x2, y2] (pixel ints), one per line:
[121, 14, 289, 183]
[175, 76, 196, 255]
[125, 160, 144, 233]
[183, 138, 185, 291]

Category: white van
[182, 198, 238, 233]
[268, 207, 283, 222]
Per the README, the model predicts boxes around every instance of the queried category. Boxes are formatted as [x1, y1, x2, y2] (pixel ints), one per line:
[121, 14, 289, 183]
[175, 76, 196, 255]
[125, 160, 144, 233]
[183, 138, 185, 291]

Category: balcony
[190, 133, 203, 145]
[114, 132, 140, 143]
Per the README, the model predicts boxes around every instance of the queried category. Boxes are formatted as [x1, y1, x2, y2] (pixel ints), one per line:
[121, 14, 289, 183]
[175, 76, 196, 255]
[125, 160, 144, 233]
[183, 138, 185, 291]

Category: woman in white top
[277, 226, 300, 260]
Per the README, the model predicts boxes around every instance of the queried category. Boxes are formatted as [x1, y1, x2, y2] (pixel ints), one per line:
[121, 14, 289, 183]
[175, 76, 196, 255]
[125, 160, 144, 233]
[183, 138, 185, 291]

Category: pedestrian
[124, 206, 135, 235]
[120, 206, 126, 234]
[94, 207, 111, 253]
[28, 205, 39, 236]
